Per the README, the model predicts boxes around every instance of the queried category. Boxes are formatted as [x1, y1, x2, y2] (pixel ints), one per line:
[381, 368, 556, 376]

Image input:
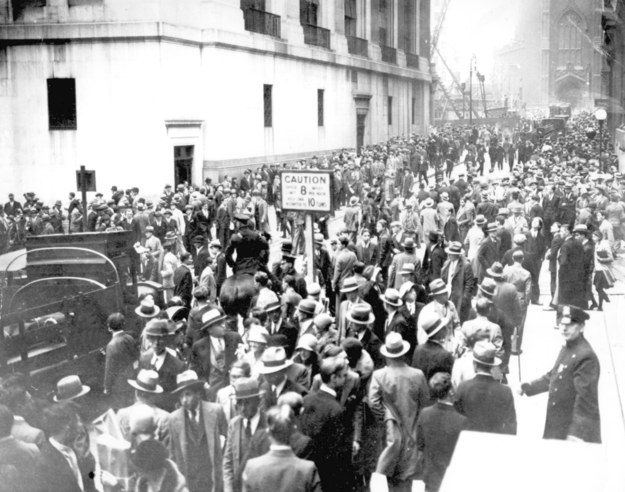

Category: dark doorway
[356, 113, 366, 151]
[174, 145, 194, 186]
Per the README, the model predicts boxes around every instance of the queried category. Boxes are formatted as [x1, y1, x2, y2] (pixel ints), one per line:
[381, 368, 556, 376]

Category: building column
[392, 0, 399, 48]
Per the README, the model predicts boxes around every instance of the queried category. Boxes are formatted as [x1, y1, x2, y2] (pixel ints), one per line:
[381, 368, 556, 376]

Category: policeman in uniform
[225, 213, 270, 275]
[518, 305, 601, 443]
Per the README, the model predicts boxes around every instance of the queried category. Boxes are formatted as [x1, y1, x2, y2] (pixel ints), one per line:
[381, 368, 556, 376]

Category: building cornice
[0, 21, 432, 83]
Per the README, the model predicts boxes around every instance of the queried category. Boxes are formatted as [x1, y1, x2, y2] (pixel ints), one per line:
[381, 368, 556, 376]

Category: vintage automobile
[0, 231, 145, 387]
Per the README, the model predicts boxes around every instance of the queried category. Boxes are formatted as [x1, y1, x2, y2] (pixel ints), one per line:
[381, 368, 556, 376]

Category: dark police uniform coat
[225, 228, 269, 275]
[522, 335, 601, 443]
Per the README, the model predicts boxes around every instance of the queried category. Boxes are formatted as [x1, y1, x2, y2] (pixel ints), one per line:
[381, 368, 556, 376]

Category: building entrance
[174, 145, 194, 186]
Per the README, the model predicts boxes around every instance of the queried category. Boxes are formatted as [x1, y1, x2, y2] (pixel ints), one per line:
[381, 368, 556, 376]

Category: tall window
[400, 0, 414, 52]
[300, 0, 318, 25]
[378, 0, 393, 46]
[317, 89, 324, 127]
[388, 96, 393, 125]
[412, 97, 416, 125]
[47, 78, 77, 130]
[345, 0, 357, 37]
[263, 84, 272, 127]
[558, 12, 583, 66]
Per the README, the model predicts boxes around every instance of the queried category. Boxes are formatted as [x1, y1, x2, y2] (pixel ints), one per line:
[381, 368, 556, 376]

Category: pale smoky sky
[434, 0, 521, 83]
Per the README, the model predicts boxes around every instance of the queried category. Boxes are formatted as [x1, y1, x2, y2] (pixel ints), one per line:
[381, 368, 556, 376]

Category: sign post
[280, 170, 333, 283]
[76, 166, 96, 231]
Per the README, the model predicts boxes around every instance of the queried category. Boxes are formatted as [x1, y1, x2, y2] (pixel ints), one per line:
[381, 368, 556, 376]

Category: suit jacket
[368, 364, 429, 480]
[169, 402, 228, 492]
[139, 350, 186, 410]
[193, 245, 211, 277]
[224, 412, 271, 492]
[332, 249, 358, 290]
[523, 335, 601, 442]
[173, 265, 194, 307]
[301, 390, 353, 492]
[190, 331, 242, 390]
[476, 237, 500, 282]
[417, 403, 467, 492]
[411, 340, 455, 384]
[356, 241, 378, 266]
[388, 251, 419, 289]
[557, 236, 586, 308]
[11, 417, 46, 449]
[455, 374, 517, 435]
[385, 310, 413, 356]
[377, 232, 394, 268]
[441, 256, 475, 322]
[242, 447, 321, 492]
[503, 263, 532, 308]
[422, 243, 447, 284]
[117, 401, 171, 445]
[104, 331, 138, 394]
[260, 378, 309, 410]
[39, 440, 94, 492]
[0, 436, 41, 492]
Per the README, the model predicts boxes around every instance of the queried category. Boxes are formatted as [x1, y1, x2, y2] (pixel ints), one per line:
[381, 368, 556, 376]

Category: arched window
[558, 12, 583, 66]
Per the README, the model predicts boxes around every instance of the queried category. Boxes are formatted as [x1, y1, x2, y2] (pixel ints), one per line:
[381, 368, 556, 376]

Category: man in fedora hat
[343, 196, 361, 243]
[411, 311, 454, 397]
[279, 252, 308, 299]
[503, 250, 532, 352]
[190, 308, 242, 398]
[209, 238, 228, 296]
[475, 222, 500, 283]
[417, 279, 460, 352]
[117, 369, 171, 444]
[295, 299, 318, 342]
[388, 237, 419, 290]
[369, 333, 428, 492]
[139, 319, 186, 410]
[259, 347, 308, 410]
[380, 288, 414, 357]
[346, 303, 383, 368]
[223, 378, 270, 492]
[337, 276, 371, 342]
[463, 213, 486, 264]
[455, 340, 517, 435]
[422, 230, 447, 285]
[168, 370, 228, 492]
[173, 252, 194, 308]
[103, 312, 138, 409]
[141, 225, 163, 282]
[332, 236, 358, 296]
[519, 305, 600, 443]
[441, 241, 475, 323]
[226, 213, 270, 276]
[487, 262, 521, 378]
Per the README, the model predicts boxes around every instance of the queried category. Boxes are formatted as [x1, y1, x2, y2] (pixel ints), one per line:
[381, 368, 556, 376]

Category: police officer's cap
[557, 305, 590, 325]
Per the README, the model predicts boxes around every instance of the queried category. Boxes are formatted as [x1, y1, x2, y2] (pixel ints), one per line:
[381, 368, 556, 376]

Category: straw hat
[380, 332, 410, 358]
[127, 369, 164, 394]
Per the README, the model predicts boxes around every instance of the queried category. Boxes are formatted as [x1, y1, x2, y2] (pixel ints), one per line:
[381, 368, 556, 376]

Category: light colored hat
[486, 262, 504, 280]
[233, 377, 264, 400]
[340, 277, 360, 293]
[313, 313, 335, 331]
[127, 369, 164, 394]
[423, 198, 435, 208]
[380, 288, 403, 307]
[429, 279, 449, 296]
[172, 370, 206, 393]
[296, 333, 318, 352]
[380, 332, 410, 358]
[472, 340, 502, 366]
[199, 308, 227, 331]
[247, 326, 269, 345]
[307, 282, 321, 296]
[346, 304, 375, 325]
[513, 234, 526, 245]
[135, 296, 160, 318]
[421, 311, 446, 339]
[400, 263, 416, 275]
[258, 346, 293, 374]
[54, 375, 90, 402]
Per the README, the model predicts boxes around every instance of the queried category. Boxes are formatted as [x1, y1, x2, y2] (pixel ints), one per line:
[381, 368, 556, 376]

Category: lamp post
[595, 108, 607, 172]
[460, 82, 466, 120]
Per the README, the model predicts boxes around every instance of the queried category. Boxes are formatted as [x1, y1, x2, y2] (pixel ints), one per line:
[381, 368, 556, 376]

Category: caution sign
[280, 170, 332, 213]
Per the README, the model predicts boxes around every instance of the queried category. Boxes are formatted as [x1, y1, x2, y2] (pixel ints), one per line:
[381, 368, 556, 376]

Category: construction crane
[435, 46, 480, 119]
[430, 0, 452, 58]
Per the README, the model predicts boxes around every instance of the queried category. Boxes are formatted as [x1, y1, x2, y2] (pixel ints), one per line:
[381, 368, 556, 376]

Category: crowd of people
[0, 110, 619, 492]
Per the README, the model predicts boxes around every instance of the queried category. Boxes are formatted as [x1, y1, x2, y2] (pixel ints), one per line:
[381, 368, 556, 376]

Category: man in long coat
[440, 241, 476, 323]
[369, 332, 429, 492]
[556, 224, 586, 309]
[520, 305, 601, 443]
[476, 223, 500, 283]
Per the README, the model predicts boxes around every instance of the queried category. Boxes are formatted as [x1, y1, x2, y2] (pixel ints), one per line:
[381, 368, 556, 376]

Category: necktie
[245, 419, 252, 442]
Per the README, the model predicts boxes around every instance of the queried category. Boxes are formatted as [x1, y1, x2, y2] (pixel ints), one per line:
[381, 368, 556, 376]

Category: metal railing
[380, 45, 397, 64]
[243, 8, 281, 38]
[405, 52, 420, 69]
[347, 36, 368, 57]
[303, 24, 331, 49]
